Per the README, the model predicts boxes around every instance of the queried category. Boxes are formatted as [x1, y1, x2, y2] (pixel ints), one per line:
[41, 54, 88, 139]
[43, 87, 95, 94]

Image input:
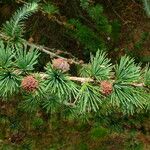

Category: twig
[107, 0, 127, 24]
[39, 72, 145, 87]
[24, 40, 82, 65]
[69, 76, 94, 82]
[0, 33, 10, 40]
[0, 32, 83, 65]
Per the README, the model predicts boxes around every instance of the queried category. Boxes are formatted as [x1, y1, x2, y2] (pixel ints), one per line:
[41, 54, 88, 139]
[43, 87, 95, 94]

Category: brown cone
[100, 80, 113, 96]
[21, 75, 38, 92]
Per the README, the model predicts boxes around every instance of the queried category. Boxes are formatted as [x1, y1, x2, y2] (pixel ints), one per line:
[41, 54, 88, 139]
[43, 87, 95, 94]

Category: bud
[100, 81, 113, 96]
[21, 75, 38, 92]
[52, 58, 70, 72]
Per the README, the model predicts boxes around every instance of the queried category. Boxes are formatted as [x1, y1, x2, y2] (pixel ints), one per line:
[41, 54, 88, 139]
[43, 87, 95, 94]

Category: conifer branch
[0, 31, 147, 88]
[0, 31, 148, 88]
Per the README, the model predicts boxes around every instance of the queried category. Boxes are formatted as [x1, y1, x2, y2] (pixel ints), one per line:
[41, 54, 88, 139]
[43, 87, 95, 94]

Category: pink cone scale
[100, 80, 113, 96]
[52, 58, 70, 72]
[21, 75, 39, 92]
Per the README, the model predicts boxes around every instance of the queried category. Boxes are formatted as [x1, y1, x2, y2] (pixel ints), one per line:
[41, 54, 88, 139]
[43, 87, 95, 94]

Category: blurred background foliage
[0, 0, 150, 149]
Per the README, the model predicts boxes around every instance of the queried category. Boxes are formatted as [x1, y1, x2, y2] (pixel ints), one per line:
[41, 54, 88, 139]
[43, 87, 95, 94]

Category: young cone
[100, 80, 113, 96]
[21, 75, 39, 92]
[52, 58, 70, 72]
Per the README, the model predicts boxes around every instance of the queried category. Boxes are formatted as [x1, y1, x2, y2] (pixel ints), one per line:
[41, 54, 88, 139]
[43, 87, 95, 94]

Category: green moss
[90, 126, 108, 140]
[76, 143, 88, 150]
[31, 117, 44, 129]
